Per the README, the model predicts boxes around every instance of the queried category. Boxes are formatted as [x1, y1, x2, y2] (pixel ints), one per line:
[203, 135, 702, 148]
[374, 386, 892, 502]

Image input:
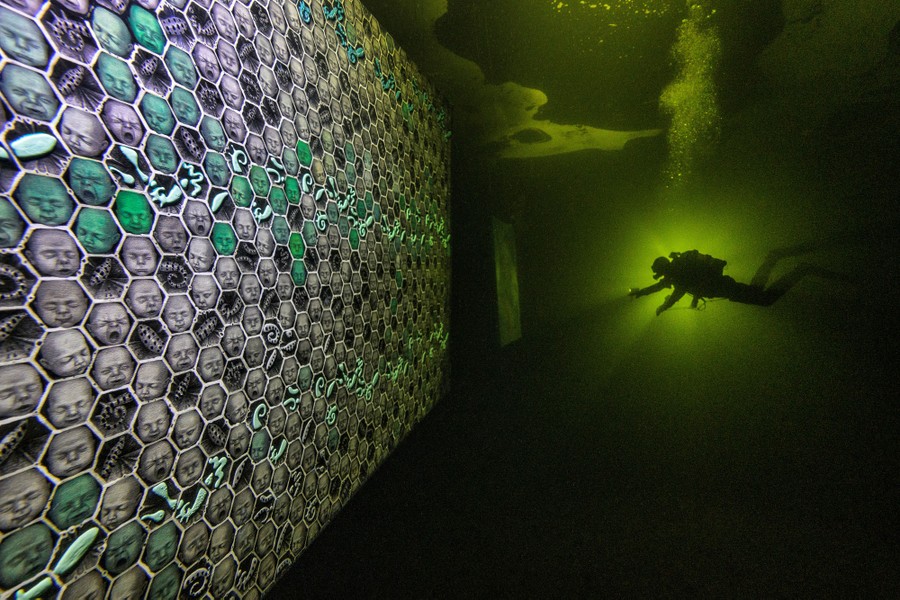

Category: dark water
[271, 1, 899, 596]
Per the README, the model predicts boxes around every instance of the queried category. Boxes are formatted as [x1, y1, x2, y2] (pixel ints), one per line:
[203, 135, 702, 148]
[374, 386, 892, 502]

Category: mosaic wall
[0, 0, 450, 597]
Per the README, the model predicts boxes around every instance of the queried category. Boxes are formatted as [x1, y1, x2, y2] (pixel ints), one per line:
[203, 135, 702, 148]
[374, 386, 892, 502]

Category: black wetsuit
[668, 274, 777, 306]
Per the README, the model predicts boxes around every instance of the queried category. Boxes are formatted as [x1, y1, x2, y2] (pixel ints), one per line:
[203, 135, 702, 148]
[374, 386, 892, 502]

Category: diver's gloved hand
[628, 288, 641, 298]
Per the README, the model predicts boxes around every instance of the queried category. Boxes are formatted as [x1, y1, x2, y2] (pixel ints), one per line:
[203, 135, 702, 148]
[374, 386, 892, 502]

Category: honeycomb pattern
[0, 1, 450, 598]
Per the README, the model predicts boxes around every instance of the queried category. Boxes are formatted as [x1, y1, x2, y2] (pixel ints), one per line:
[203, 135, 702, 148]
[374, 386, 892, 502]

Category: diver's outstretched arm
[629, 281, 668, 298]
[656, 289, 686, 315]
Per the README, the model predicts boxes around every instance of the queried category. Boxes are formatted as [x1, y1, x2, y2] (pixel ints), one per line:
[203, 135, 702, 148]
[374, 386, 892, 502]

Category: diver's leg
[733, 263, 854, 306]
[753, 229, 873, 287]
[723, 281, 777, 306]
[766, 262, 854, 297]
[750, 252, 782, 288]
[751, 241, 836, 287]
[750, 243, 824, 287]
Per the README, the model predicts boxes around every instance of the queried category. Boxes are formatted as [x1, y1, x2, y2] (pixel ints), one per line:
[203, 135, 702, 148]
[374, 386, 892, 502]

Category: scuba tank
[668, 250, 727, 307]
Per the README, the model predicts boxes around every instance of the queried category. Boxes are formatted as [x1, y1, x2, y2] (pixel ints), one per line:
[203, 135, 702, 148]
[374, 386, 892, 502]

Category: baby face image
[0, 363, 43, 419]
[44, 378, 92, 428]
[25, 230, 81, 277]
[0, 470, 50, 531]
[39, 330, 91, 377]
[45, 427, 95, 478]
[34, 280, 87, 327]
[92, 348, 137, 393]
[133, 361, 169, 401]
[162, 295, 195, 333]
[99, 477, 140, 529]
[138, 441, 174, 484]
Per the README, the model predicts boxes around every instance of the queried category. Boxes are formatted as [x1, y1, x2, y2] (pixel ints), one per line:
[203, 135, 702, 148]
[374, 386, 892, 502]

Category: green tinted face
[146, 136, 178, 174]
[284, 178, 300, 204]
[271, 217, 289, 243]
[291, 260, 306, 286]
[302, 221, 317, 245]
[128, 5, 164, 54]
[250, 431, 270, 461]
[14, 174, 73, 225]
[170, 87, 200, 125]
[165, 47, 197, 88]
[0, 523, 53, 589]
[297, 366, 312, 390]
[249, 166, 270, 196]
[211, 223, 236, 255]
[204, 152, 229, 186]
[48, 474, 100, 529]
[149, 564, 181, 599]
[145, 522, 179, 571]
[97, 54, 136, 102]
[269, 188, 287, 214]
[201, 118, 227, 151]
[68, 159, 115, 206]
[230, 177, 252, 208]
[104, 521, 144, 575]
[140, 95, 175, 135]
[296, 140, 312, 166]
[76, 208, 120, 253]
[288, 233, 304, 258]
[115, 191, 153, 234]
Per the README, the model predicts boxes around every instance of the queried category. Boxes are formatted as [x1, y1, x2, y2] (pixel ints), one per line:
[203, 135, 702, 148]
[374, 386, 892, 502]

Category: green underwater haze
[359, 0, 900, 590]
[365, 0, 899, 371]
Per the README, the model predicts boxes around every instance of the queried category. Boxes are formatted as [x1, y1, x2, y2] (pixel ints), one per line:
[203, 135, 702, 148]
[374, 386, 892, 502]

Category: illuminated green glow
[589, 205, 750, 308]
[562, 197, 799, 384]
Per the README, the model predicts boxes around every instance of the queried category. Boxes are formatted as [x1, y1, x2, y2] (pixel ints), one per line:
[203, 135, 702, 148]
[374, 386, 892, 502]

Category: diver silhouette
[629, 247, 852, 315]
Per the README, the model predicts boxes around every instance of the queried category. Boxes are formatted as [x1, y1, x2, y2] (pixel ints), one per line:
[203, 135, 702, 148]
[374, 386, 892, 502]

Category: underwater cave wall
[0, 0, 450, 598]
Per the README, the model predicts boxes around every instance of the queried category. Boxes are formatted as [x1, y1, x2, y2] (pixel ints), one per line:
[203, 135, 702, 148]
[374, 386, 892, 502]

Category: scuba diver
[629, 248, 852, 315]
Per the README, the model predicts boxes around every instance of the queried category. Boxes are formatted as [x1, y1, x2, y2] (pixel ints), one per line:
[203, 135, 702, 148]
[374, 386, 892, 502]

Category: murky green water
[362, 4, 899, 588]
[367, 0, 899, 347]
